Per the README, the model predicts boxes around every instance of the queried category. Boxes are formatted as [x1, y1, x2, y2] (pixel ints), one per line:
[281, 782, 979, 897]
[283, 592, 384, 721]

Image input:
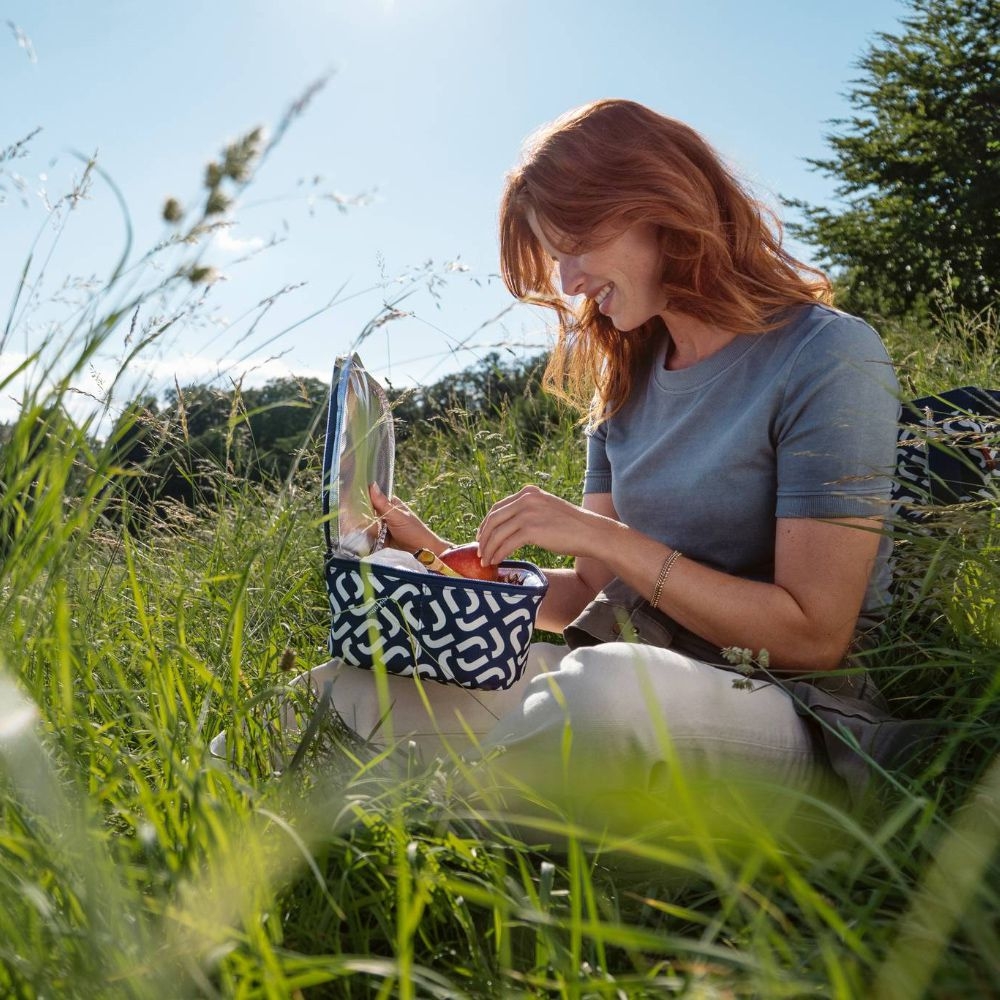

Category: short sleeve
[775, 314, 900, 518]
[583, 421, 613, 495]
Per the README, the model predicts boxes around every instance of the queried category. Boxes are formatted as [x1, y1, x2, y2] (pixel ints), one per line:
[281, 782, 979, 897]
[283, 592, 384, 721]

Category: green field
[3, 278, 1000, 998]
[3, 103, 1000, 997]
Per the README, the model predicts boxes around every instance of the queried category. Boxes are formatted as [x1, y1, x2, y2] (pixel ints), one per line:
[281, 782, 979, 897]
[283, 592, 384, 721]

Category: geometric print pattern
[892, 386, 1000, 523]
[325, 554, 547, 689]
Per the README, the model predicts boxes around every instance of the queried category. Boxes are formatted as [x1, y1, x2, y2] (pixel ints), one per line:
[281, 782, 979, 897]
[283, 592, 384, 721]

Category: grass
[3, 121, 1000, 998]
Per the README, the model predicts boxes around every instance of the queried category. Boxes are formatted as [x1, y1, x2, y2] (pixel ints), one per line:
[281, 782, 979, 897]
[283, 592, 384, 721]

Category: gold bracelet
[651, 549, 683, 610]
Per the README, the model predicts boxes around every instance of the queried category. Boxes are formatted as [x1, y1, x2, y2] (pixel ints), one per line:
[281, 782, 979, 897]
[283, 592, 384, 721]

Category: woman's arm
[370, 482, 620, 633]
[530, 493, 618, 633]
[643, 515, 881, 670]
[477, 485, 882, 671]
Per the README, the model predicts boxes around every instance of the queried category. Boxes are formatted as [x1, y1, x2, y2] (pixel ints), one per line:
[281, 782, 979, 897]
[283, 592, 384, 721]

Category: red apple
[438, 542, 501, 582]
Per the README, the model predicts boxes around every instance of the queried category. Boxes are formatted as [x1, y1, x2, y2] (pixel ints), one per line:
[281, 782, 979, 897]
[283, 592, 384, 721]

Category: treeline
[388, 352, 562, 447]
[105, 376, 329, 510]
[95, 352, 559, 513]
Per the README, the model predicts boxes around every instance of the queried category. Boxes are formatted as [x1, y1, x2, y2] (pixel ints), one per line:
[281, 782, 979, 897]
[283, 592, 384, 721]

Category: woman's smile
[594, 281, 614, 312]
[528, 213, 665, 331]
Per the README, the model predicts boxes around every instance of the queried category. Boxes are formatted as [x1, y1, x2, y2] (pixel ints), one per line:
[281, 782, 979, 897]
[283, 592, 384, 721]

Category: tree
[0, 402, 86, 561]
[105, 377, 329, 517]
[386, 352, 561, 447]
[103, 358, 564, 517]
[788, 0, 1000, 318]
[241, 376, 327, 478]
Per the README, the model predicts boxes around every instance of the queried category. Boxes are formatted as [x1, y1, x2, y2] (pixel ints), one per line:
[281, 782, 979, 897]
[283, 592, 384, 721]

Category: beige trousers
[283, 642, 847, 846]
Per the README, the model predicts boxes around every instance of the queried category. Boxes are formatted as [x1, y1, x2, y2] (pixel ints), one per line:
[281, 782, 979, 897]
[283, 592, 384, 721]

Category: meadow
[2, 126, 1000, 999]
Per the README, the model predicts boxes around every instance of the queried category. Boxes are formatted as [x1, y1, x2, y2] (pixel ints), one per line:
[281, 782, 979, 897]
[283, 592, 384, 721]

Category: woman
[296, 100, 900, 837]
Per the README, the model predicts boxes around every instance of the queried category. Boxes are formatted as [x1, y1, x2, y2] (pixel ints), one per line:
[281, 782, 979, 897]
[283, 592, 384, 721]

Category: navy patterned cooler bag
[322, 354, 548, 690]
[892, 385, 1000, 521]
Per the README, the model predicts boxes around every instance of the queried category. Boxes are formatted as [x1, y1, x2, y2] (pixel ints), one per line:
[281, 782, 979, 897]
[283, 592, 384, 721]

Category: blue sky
[3, 0, 907, 419]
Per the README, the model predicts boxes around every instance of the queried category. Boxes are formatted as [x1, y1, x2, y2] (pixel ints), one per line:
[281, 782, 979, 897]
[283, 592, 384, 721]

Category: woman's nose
[558, 257, 585, 296]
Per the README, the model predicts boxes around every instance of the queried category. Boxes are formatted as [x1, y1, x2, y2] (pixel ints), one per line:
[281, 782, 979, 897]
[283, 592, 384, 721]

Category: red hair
[498, 99, 833, 421]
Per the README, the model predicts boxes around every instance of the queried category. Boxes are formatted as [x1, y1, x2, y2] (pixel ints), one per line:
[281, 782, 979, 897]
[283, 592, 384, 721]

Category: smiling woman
[268, 97, 907, 845]
[501, 100, 834, 419]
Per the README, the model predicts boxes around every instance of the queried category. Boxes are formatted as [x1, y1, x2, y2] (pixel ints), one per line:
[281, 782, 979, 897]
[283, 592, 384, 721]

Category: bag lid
[322, 354, 395, 556]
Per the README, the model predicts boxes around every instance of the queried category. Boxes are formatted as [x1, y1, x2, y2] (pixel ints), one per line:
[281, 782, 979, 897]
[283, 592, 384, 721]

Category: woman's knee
[480, 642, 825, 781]
[512, 642, 700, 734]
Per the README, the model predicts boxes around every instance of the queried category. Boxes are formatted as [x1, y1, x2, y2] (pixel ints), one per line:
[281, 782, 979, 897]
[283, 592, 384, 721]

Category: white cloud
[211, 227, 267, 257]
[0, 350, 30, 380]
[126, 353, 328, 387]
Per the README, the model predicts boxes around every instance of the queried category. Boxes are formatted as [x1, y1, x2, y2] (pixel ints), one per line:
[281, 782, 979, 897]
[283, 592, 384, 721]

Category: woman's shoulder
[777, 303, 891, 364]
[774, 304, 899, 413]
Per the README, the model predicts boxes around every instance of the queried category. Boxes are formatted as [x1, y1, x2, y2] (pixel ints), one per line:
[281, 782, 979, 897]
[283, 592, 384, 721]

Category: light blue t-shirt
[584, 304, 900, 620]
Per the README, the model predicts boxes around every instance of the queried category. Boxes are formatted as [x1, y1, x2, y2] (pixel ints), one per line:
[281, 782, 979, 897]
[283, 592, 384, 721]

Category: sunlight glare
[0, 678, 38, 741]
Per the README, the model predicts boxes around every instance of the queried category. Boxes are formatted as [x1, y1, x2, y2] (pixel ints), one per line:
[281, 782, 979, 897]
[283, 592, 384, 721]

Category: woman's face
[528, 212, 666, 331]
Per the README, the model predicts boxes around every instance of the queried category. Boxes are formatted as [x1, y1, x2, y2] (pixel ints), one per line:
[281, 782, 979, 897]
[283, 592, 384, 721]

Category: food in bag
[438, 542, 501, 581]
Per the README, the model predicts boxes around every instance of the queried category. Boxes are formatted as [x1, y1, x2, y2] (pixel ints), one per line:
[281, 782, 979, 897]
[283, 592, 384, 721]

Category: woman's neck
[662, 311, 739, 371]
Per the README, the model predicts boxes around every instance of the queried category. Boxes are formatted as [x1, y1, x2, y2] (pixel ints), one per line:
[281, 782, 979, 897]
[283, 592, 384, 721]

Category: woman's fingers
[369, 480, 391, 514]
[478, 485, 543, 534]
[369, 481, 403, 528]
[476, 486, 531, 559]
[477, 485, 576, 565]
[478, 515, 526, 567]
[368, 483, 424, 550]
[368, 482, 451, 554]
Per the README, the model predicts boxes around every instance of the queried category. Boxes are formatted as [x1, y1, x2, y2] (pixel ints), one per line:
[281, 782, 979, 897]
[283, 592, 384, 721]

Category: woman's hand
[476, 484, 622, 567]
[368, 483, 450, 555]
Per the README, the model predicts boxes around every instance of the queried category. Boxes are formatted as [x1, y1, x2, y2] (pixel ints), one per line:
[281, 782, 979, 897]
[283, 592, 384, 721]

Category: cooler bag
[893, 385, 1000, 521]
[322, 354, 548, 689]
